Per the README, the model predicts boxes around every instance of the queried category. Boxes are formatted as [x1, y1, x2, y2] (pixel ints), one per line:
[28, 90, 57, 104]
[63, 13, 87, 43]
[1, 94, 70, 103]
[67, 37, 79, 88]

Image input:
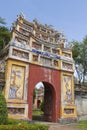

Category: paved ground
[49, 127, 79, 130]
[36, 122, 80, 130]
[49, 125, 80, 130]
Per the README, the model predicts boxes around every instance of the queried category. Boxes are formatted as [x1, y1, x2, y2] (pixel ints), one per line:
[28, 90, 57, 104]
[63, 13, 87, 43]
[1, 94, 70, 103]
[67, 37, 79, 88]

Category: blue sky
[0, 0, 87, 42]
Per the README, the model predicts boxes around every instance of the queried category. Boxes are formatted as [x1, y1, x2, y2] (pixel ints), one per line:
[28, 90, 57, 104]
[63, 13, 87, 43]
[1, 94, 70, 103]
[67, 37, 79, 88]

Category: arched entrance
[43, 81, 56, 122]
[32, 81, 56, 122]
[28, 64, 61, 122]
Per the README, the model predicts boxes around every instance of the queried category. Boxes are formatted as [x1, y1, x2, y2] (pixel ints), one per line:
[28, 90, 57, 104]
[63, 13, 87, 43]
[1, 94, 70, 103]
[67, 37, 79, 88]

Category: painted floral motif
[63, 75, 73, 104]
[62, 62, 73, 70]
[9, 65, 25, 99]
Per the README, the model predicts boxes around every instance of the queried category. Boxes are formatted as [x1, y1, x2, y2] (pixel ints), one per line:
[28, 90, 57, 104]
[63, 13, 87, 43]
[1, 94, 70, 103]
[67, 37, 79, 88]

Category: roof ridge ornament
[17, 12, 26, 20]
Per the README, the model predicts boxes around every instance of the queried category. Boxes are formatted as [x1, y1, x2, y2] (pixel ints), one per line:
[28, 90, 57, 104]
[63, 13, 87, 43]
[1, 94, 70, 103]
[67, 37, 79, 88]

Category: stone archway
[1, 15, 77, 123]
[28, 64, 61, 122]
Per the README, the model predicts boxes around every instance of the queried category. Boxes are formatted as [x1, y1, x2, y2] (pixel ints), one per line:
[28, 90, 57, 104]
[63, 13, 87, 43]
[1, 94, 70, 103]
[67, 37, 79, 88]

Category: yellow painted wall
[4, 59, 29, 119]
[7, 103, 28, 119]
[5, 59, 28, 103]
[61, 105, 77, 118]
[60, 71, 77, 118]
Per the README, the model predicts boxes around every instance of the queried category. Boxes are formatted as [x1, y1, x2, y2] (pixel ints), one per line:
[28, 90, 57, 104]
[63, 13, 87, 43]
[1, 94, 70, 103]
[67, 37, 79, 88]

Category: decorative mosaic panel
[32, 49, 60, 60]
[32, 55, 38, 62]
[52, 49, 60, 55]
[62, 52, 71, 58]
[63, 75, 73, 104]
[40, 57, 52, 66]
[22, 23, 33, 32]
[64, 108, 74, 114]
[32, 42, 41, 50]
[12, 49, 29, 60]
[53, 60, 58, 67]
[0, 60, 6, 72]
[9, 65, 25, 99]
[8, 107, 24, 114]
[19, 28, 29, 36]
[15, 36, 28, 45]
[44, 46, 50, 52]
[62, 62, 73, 71]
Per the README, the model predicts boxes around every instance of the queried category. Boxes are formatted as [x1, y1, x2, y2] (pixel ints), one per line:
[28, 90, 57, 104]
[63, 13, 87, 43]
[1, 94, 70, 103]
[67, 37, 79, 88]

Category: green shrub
[0, 92, 8, 124]
[0, 118, 49, 130]
[0, 123, 49, 130]
[76, 120, 87, 130]
[7, 118, 22, 124]
[40, 101, 45, 112]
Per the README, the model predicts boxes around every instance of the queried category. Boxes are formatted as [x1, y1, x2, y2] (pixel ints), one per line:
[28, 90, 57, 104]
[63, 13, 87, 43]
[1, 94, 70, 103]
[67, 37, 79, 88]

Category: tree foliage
[0, 17, 6, 25]
[71, 36, 87, 85]
[0, 92, 8, 124]
[0, 26, 11, 50]
[0, 17, 11, 51]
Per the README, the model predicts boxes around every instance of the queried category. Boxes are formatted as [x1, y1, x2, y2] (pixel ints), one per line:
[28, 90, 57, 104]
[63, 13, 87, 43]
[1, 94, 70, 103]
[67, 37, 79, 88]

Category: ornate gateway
[0, 13, 77, 122]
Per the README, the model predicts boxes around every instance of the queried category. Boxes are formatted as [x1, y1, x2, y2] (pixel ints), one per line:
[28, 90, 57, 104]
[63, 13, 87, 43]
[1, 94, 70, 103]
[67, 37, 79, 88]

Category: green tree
[0, 17, 11, 51]
[0, 26, 11, 50]
[0, 92, 8, 124]
[0, 17, 6, 25]
[71, 36, 87, 85]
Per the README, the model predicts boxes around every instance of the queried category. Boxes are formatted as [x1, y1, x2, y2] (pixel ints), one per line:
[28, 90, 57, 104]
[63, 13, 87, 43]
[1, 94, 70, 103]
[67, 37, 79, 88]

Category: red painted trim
[27, 64, 61, 122]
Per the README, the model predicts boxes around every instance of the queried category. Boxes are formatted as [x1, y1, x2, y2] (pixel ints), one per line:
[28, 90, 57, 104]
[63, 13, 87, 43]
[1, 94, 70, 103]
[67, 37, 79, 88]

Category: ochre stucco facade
[4, 59, 29, 119]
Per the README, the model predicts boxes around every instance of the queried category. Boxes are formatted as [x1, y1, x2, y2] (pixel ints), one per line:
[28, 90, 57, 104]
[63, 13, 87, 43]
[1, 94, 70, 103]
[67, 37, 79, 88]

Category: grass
[0, 118, 49, 130]
[76, 120, 87, 130]
[32, 109, 44, 121]
[32, 109, 44, 116]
